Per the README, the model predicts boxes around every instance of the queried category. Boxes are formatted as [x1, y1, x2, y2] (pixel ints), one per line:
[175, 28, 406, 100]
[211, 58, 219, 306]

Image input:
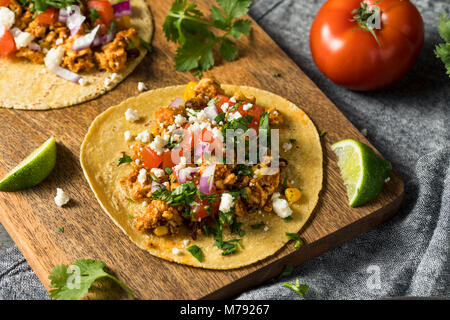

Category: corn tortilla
[0, 0, 153, 110]
[80, 84, 323, 269]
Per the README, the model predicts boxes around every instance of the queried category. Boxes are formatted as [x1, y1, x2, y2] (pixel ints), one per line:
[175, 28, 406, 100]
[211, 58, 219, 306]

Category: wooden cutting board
[0, 0, 403, 299]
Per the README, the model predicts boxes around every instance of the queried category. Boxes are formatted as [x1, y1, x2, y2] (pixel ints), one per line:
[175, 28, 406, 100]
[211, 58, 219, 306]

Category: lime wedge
[0, 137, 57, 192]
[331, 139, 391, 207]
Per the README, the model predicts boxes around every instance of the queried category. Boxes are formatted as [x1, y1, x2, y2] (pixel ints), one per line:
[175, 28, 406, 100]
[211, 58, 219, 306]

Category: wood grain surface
[0, 0, 404, 299]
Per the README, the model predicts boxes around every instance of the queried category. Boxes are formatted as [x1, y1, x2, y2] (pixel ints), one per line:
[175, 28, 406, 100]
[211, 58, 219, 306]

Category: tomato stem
[352, 1, 383, 47]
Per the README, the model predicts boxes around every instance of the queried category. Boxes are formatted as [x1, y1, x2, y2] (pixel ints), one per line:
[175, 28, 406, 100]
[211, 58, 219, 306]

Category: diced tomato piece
[0, 26, 16, 58]
[88, 0, 115, 27]
[0, 0, 11, 7]
[191, 195, 221, 221]
[162, 150, 178, 169]
[142, 147, 162, 170]
[237, 103, 264, 131]
[35, 7, 57, 25]
[201, 127, 215, 143]
[214, 95, 230, 113]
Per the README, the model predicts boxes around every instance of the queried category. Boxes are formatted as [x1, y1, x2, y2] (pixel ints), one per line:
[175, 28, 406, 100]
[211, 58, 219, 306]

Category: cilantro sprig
[48, 259, 135, 300]
[187, 245, 203, 262]
[163, 0, 252, 72]
[286, 232, 303, 249]
[118, 153, 132, 166]
[435, 13, 450, 76]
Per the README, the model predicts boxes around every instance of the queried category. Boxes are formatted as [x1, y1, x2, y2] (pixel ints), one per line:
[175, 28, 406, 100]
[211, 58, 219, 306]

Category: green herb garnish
[283, 216, 293, 222]
[164, 167, 173, 175]
[272, 73, 281, 77]
[250, 222, 265, 229]
[214, 239, 242, 255]
[279, 265, 294, 278]
[140, 37, 153, 52]
[48, 259, 135, 300]
[163, 0, 252, 72]
[286, 232, 303, 249]
[187, 245, 203, 262]
[118, 153, 132, 166]
[58, 227, 64, 233]
[283, 278, 309, 297]
[435, 13, 450, 76]
[320, 130, 327, 137]
[88, 7, 100, 24]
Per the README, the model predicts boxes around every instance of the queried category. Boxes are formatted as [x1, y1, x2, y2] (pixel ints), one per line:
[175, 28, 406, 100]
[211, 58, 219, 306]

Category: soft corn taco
[80, 79, 323, 269]
[0, 0, 152, 110]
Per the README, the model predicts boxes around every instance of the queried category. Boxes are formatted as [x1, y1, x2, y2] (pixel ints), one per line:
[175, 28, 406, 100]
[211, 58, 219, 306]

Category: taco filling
[121, 79, 302, 256]
[0, 0, 146, 84]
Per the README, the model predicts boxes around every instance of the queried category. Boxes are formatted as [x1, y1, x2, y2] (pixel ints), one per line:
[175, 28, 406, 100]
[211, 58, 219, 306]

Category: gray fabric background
[0, 0, 449, 300]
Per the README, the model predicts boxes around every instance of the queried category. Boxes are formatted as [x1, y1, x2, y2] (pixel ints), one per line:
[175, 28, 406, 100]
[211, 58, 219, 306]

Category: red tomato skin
[192, 195, 221, 221]
[88, 1, 115, 27]
[237, 104, 264, 131]
[142, 147, 162, 170]
[35, 7, 57, 25]
[309, 0, 424, 91]
[0, 0, 11, 7]
[0, 26, 16, 58]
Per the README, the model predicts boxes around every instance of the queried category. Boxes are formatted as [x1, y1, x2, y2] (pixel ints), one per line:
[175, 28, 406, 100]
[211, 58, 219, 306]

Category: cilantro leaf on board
[435, 13, 450, 76]
[164, 0, 252, 72]
[48, 259, 135, 300]
[286, 232, 303, 249]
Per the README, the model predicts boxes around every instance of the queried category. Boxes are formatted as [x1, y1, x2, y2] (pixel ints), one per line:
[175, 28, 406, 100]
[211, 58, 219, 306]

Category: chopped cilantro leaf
[320, 130, 327, 137]
[140, 37, 153, 52]
[187, 245, 203, 262]
[118, 153, 132, 166]
[283, 278, 309, 297]
[164, 167, 173, 175]
[279, 265, 294, 278]
[286, 232, 303, 249]
[58, 227, 64, 233]
[272, 73, 281, 77]
[283, 216, 293, 222]
[250, 222, 265, 229]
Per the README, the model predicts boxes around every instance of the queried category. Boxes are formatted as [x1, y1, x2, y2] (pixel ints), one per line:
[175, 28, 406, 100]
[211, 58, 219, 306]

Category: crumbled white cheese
[163, 182, 169, 188]
[104, 77, 111, 86]
[135, 159, 140, 165]
[228, 112, 242, 121]
[229, 97, 236, 103]
[361, 128, 368, 136]
[174, 114, 187, 126]
[385, 177, 391, 183]
[125, 108, 140, 122]
[211, 127, 222, 139]
[137, 168, 147, 185]
[124, 130, 132, 141]
[54, 188, 70, 207]
[44, 47, 65, 69]
[14, 31, 34, 49]
[172, 248, 182, 255]
[78, 78, 89, 86]
[243, 103, 253, 111]
[110, 73, 118, 81]
[282, 142, 293, 152]
[0, 7, 15, 29]
[55, 38, 63, 45]
[167, 124, 177, 133]
[151, 168, 165, 178]
[221, 102, 230, 113]
[137, 82, 148, 92]
[272, 197, 293, 218]
[183, 239, 189, 246]
[149, 134, 168, 155]
[263, 226, 269, 232]
[136, 130, 150, 143]
[219, 193, 234, 213]
[142, 201, 148, 207]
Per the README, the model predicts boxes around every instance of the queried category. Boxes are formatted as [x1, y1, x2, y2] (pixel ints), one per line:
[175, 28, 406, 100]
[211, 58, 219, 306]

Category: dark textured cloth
[1, 0, 449, 300]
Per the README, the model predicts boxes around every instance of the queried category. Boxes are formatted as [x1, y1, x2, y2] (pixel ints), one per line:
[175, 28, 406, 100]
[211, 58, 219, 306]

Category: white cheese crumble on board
[54, 188, 70, 207]
[137, 82, 148, 92]
[282, 142, 292, 152]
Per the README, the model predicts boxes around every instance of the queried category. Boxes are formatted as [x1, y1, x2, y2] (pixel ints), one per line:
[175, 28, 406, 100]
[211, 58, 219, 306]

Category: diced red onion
[113, 0, 131, 18]
[28, 42, 41, 51]
[204, 104, 218, 121]
[151, 181, 165, 193]
[93, 24, 116, 47]
[195, 142, 210, 158]
[48, 65, 81, 83]
[66, 7, 85, 37]
[199, 164, 216, 194]
[59, 5, 80, 23]
[169, 97, 184, 108]
[72, 25, 100, 51]
[178, 167, 200, 183]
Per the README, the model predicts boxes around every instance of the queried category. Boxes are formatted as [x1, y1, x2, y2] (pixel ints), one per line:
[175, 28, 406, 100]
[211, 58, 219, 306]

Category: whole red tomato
[310, 0, 424, 91]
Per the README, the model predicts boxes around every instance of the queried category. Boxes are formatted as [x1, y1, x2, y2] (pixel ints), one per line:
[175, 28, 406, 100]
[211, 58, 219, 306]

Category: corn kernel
[153, 225, 168, 236]
[184, 81, 197, 101]
[117, 16, 131, 29]
[285, 188, 301, 203]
